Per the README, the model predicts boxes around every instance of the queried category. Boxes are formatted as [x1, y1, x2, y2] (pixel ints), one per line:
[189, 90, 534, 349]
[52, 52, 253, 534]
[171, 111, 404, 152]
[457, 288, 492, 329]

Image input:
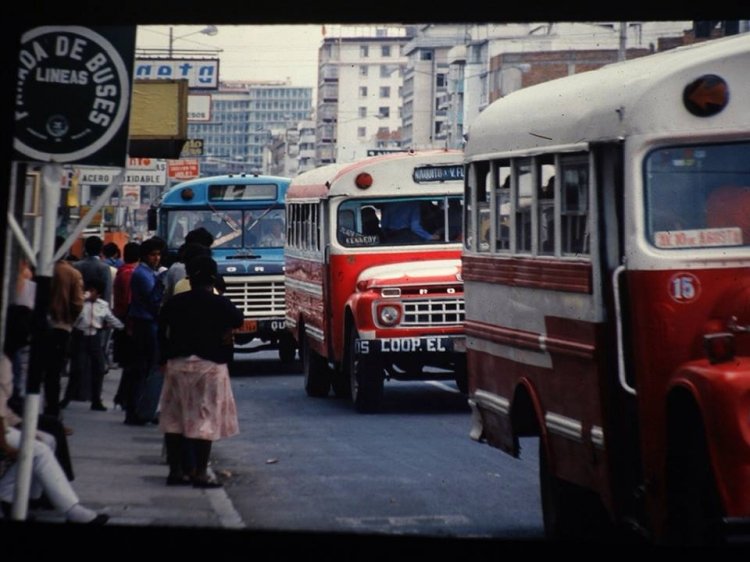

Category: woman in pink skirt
[157, 255, 243, 488]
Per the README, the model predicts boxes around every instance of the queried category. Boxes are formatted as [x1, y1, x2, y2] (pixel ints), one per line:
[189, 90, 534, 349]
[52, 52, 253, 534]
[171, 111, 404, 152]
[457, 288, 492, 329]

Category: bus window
[337, 197, 460, 247]
[538, 159, 556, 255]
[646, 142, 750, 249]
[253, 209, 286, 248]
[193, 210, 243, 248]
[494, 163, 511, 252]
[465, 161, 490, 252]
[514, 159, 533, 254]
[560, 157, 589, 255]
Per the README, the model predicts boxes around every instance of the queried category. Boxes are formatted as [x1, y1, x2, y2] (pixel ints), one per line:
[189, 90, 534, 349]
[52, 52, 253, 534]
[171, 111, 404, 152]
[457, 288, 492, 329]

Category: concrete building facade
[316, 25, 413, 165]
[188, 81, 313, 176]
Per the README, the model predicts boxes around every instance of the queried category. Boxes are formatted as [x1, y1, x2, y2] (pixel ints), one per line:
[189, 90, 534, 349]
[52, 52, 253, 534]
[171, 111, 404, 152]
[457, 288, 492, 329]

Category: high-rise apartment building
[188, 81, 312, 176]
[316, 25, 413, 165]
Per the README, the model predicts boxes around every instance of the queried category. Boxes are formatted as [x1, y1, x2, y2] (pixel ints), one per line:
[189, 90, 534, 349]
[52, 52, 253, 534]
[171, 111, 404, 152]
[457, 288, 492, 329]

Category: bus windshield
[337, 196, 463, 247]
[165, 208, 286, 250]
[646, 142, 750, 250]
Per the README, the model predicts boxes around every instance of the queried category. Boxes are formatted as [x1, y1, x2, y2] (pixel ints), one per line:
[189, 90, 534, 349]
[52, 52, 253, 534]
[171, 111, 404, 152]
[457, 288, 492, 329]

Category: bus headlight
[378, 304, 402, 326]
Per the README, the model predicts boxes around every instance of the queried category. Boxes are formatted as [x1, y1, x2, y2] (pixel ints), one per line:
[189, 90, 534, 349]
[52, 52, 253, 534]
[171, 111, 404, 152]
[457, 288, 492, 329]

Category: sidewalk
[19, 366, 245, 529]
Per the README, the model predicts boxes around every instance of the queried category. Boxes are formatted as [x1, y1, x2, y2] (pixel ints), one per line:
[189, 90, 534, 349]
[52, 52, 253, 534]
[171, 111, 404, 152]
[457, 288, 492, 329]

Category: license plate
[356, 336, 458, 354]
[234, 319, 258, 333]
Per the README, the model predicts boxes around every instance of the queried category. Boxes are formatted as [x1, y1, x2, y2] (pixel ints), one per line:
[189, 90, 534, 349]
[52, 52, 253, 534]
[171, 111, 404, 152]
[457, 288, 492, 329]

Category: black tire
[347, 324, 383, 413]
[278, 333, 297, 364]
[302, 335, 330, 398]
[539, 439, 612, 541]
[665, 407, 724, 545]
[454, 361, 468, 394]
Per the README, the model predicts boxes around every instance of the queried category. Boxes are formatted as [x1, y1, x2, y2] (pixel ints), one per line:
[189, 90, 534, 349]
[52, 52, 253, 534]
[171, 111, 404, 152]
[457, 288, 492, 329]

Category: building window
[358, 127, 366, 138]
[379, 86, 391, 98]
[436, 73, 447, 88]
[420, 49, 433, 61]
[359, 65, 368, 77]
[360, 45, 369, 57]
[381, 45, 391, 57]
[378, 106, 390, 118]
[359, 86, 368, 98]
[358, 106, 367, 118]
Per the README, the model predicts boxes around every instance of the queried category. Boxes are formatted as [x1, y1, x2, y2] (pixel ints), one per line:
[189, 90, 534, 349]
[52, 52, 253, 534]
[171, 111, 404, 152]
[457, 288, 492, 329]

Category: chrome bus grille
[223, 276, 285, 318]
[402, 298, 465, 326]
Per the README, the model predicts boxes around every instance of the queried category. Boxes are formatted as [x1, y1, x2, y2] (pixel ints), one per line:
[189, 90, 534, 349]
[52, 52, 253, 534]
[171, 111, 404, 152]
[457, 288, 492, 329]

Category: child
[61, 278, 124, 411]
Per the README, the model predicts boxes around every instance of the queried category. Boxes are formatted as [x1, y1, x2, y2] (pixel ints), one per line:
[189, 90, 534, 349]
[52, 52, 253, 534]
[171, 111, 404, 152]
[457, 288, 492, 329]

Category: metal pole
[169, 26, 173, 57]
[618, 22, 627, 62]
[11, 163, 62, 520]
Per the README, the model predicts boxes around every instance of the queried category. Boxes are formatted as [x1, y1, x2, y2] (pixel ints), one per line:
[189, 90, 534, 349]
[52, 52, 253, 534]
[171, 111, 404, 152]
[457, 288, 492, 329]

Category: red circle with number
[667, 272, 702, 304]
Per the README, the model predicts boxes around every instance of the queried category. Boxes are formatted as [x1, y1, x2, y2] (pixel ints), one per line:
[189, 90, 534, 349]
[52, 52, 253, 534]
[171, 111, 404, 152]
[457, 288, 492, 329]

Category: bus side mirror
[147, 207, 157, 231]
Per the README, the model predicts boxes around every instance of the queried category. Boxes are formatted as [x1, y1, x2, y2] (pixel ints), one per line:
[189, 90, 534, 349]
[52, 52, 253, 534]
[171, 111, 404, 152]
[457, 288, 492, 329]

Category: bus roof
[465, 33, 750, 160]
[287, 150, 464, 200]
[158, 173, 290, 206]
[167, 173, 291, 190]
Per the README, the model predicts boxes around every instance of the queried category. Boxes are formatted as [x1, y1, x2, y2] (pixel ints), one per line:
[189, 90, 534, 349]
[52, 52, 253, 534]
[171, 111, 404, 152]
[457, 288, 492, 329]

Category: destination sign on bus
[208, 183, 278, 201]
[413, 165, 464, 183]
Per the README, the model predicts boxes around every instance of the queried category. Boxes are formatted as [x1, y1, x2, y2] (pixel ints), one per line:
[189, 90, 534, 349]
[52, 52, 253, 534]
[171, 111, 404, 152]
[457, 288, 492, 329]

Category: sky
[136, 25, 326, 88]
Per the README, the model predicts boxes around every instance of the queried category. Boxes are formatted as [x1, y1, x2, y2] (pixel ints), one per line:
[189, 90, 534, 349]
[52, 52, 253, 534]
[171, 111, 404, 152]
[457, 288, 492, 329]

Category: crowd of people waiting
[1, 226, 243, 522]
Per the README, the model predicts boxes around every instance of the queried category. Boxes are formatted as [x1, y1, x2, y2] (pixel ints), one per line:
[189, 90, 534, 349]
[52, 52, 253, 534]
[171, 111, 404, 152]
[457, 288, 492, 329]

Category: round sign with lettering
[14, 26, 131, 163]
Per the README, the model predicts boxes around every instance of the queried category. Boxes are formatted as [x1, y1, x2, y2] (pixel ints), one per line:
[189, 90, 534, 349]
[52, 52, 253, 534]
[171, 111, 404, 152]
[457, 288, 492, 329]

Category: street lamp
[168, 25, 219, 57]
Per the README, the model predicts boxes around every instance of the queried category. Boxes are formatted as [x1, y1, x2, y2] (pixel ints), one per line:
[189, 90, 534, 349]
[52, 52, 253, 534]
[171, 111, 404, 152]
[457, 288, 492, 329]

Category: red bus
[285, 150, 465, 412]
[463, 34, 750, 544]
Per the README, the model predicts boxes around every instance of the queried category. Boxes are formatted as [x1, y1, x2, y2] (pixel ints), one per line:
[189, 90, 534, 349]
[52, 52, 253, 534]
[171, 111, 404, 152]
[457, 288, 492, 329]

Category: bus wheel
[302, 336, 330, 398]
[539, 439, 610, 541]
[454, 362, 468, 394]
[278, 334, 297, 364]
[665, 406, 724, 545]
[348, 325, 383, 413]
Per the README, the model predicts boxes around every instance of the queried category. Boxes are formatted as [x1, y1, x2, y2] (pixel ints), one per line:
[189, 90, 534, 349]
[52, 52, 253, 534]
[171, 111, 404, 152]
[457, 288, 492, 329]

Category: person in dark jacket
[157, 256, 243, 487]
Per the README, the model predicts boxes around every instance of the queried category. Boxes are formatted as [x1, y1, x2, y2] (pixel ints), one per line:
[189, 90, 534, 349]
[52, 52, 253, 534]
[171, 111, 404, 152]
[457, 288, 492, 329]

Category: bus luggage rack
[402, 298, 465, 326]
[223, 278, 286, 317]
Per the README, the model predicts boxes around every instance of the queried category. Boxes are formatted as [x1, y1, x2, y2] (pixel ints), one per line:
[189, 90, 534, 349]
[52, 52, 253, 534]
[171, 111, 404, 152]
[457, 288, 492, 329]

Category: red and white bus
[285, 150, 465, 412]
[463, 34, 750, 544]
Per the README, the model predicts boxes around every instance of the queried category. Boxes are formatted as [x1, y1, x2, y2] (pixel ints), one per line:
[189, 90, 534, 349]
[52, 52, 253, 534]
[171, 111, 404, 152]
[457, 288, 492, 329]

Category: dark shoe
[166, 473, 192, 486]
[91, 403, 107, 412]
[59, 399, 70, 410]
[123, 416, 147, 426]
[66, 513, 109, 525]
[192, 476, 223, 489]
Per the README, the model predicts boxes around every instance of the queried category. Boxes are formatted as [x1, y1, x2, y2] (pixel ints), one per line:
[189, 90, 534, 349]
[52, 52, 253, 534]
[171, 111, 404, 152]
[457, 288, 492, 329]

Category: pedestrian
[73, 236, 113, 379]
[62, 278, 124, 411]
[158, 255, 243, 487]
[162, 227, 214, 303]
[73, 235, 113, 306]
[41, 236, 85, 419]
[124, 237, 165, 425]
[0, 352, 108, 524]
[111, 241, 140, 410]
[102, 241, 123, 269]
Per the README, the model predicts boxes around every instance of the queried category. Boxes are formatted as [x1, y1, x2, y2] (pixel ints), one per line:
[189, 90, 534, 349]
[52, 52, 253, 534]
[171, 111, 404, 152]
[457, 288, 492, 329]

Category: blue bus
[150, 173, 295, 362]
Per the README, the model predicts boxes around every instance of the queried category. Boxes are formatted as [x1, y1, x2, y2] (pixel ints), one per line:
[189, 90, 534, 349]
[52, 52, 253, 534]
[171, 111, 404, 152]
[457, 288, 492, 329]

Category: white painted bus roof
[465, 33, 750, 160]
[288, 150, 464, 199]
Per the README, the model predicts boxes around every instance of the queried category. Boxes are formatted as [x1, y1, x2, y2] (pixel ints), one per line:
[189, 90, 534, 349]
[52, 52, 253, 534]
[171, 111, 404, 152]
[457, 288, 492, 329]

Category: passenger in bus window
[259, 219, 285, 247]
[361, 206, 381, 237]
[196, 212, 242, 247]
[380, 201, 438, 243]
